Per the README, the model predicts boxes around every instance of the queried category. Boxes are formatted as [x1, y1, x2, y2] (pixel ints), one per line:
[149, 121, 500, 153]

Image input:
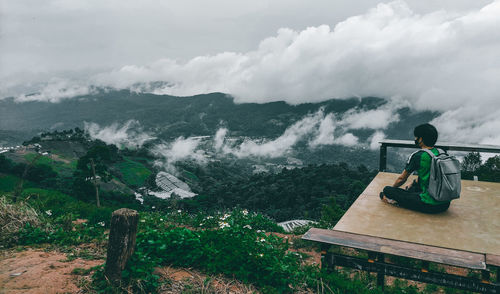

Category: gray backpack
[423, 149, 461, 201]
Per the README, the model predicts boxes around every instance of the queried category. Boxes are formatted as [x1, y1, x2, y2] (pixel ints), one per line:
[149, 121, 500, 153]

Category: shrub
[102, 210, 308, 293]
[17, 221, 106, 246]
[21, 188, 120, 226]
[0, 195, 41, 246]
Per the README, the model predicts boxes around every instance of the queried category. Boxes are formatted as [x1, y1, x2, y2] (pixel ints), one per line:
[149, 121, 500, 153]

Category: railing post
[379, 144, 387, 172]
[105, 208, 139, 284]
[321, 244, 329, 271]
[377, 253, 385, 289]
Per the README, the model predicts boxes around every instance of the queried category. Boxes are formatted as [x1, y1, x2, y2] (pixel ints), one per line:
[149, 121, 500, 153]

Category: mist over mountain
[3, 1, 500, 147]
[0, 89, 437, 170]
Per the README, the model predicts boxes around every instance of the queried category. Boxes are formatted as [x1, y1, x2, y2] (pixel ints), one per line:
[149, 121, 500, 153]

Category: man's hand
[392, 169, 410, 188]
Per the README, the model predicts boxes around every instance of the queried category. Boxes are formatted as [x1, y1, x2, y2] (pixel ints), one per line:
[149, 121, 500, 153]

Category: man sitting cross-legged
[380, 123, 451, 214]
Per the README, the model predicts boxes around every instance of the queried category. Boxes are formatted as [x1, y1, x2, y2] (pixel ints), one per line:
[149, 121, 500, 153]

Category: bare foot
[381, 195, 398, 205]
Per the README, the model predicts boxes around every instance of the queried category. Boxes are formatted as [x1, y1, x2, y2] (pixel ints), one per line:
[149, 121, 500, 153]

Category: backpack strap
[407, 149, 422, 164]
[422, 149, 439, 179]
[437, 148, 448, 155]
[423, 148, 446, 157]
[422, 149, 437, 158]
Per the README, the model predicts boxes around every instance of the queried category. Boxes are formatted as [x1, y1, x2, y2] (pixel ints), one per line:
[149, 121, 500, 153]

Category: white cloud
[84, 120, 155, 149]
[216, 109, 380, 158]
[223, 111, 324, 158]
[10, 0, 480, 84]
[3, 1, 500, 145]
[94, 0, 500, 145]
[309, 113, 336, 148]
[369, 131, 386, 150]
[15, 78, 96, 103]
[431, 107, 500, 146]
[337, 133, 359, 146]
[341, 103, 402, 130]
[213, 128, 228, 151]
[76, 0, 500, 111]
[152, 137, 207, 172]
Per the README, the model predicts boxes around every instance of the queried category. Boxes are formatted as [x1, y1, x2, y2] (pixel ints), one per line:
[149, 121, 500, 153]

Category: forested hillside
[0, 90, 437, 144]
[174, 162, 375, 221]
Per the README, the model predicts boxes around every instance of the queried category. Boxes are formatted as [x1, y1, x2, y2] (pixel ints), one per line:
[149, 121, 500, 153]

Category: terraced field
[23, 153, 77, 176]
[115, 157, 152, 187]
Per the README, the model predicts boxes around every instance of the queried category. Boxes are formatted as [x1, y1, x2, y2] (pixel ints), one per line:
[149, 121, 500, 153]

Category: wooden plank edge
[302, 228, 486, 270]
[486, 254, 500, 267]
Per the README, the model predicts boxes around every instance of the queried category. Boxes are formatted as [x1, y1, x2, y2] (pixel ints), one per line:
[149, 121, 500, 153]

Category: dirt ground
[0, 235, 473, 293]
[0, 249, 103, 294]
[0, 233, 317, 294]
[0, 248, 260, 294]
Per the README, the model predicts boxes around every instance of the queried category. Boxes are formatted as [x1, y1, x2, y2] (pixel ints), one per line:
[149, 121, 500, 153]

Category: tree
[319, 197, 344, 229]
[462, 152, 482, 173]
[75, 145, 115, 207]
[13, 153, 41, 202]
[0, 155, 14, 172]
[477, 155, 500, 183]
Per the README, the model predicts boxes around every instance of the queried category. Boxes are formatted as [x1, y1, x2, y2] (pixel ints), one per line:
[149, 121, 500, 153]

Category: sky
[0, 0, 493, 97]
[2, 0, 500, 146]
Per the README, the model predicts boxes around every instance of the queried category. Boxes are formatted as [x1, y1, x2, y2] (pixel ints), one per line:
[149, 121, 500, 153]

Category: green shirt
[405, 148, 450, 205]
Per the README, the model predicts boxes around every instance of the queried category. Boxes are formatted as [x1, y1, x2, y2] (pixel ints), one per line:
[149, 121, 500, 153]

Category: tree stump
[104, 208, 139, 284]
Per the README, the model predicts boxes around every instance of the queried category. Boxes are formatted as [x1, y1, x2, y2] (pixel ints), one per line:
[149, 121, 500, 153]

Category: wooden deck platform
[334, 172, 500, 256]
[303, 172, 500, 292]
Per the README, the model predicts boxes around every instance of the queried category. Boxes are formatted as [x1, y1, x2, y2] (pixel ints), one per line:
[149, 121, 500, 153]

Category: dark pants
[383, 186, 450, 214]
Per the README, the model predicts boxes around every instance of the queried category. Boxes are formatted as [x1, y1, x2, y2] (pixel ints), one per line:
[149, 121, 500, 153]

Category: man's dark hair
[414, 123, 438, 147]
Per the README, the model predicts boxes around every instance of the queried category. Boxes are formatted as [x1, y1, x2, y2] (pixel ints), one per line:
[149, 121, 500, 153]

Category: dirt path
[0, 249, 103, 294]
[51, 154, 72, 164]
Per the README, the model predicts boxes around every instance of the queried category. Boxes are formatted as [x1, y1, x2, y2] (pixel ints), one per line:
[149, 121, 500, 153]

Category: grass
[0, 174, 20, 192]
[20, 188, 116, 225]
[0, 194, 447, 294]
[183, 171, 199, 181]
[72, 267, 93, 275]
[92, 209, 419, 293]
[23, 153, 77, 176]
[0, 174, 36, 193]
[0, 195, 41, 245]
[116, 157, 152, 187]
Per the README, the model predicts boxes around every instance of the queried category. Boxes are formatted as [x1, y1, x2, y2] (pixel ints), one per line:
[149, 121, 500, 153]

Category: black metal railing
[379, 139, 500, 172]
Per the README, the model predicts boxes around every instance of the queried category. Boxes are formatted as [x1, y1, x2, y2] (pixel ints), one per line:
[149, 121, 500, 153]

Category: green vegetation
[3, 131, 494, 293]
[116, 211, 307, 293]
[24, 153, 53, 165]
[73, 144, 121, 207]
[20, 188, 127, 225]
[24, 152, 77, 175]
[1, 91, 439, 168]
[0, 135, 384, 293]
[90, 209, 423, 293]
[182, 170, 199, 181]
[0, 196, 41, 245]
[115, 157, 152, 188]
[461, 152, 500, 183]
[174, 161, 375, 222]
[0, 191, 459, 294]
[0, 174, 20, 192]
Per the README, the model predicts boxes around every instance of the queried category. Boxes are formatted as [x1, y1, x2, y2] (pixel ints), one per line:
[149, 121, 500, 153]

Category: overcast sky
[1, 0, 500, 145]
[0, 0, 492, 95]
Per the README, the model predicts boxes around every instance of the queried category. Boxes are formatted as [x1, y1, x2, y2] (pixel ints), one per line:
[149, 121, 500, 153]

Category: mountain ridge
[0, 90, 438, 145]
